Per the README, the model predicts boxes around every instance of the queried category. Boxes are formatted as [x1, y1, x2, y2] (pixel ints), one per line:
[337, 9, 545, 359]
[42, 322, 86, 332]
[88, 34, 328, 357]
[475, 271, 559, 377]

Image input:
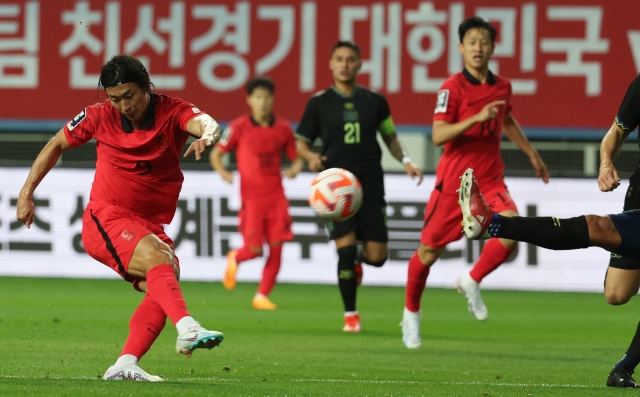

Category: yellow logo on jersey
[344, 102, 354, 109]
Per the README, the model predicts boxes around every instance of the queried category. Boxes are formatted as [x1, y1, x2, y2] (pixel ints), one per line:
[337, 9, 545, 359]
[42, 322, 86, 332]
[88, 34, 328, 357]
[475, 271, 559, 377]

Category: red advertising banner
[0, 0, 638, 128]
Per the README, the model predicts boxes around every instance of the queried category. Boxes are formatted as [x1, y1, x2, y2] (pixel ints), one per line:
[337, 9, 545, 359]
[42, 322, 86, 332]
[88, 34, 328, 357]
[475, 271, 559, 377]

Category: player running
[210, 76, 303, 310]
[400, 16, 549, 349]
[296, 41, 423, 332]
[16, 55, 224, 382]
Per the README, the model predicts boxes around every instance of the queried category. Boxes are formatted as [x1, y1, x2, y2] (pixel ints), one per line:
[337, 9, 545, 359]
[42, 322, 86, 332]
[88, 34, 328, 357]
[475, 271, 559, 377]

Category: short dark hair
[458, 16, 497, 45]
[98, 55, 154, 92]
[246, 76, 275, 95]
[331, 41, 361, 58]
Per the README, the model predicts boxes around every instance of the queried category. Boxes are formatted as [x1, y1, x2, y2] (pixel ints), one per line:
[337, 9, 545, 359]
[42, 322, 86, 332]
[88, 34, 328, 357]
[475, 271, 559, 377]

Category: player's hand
[307, 153, 327, 172]
[476, 100, 505, 123]
[220, 171, 234, 184]
[404, 162, 423, 186]
[598, 161, 621, 192]
[283, 167, 298, 179]
[530, 154, 550, 184]
[183, 138, 211, 161]
[16, 193, 35, 229]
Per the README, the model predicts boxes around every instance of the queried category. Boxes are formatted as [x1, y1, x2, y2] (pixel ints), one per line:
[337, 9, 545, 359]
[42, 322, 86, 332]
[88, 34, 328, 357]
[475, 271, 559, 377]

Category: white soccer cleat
[103, 363, 163, 382]
[455, 272, 488, 321]
[176, 322, 224, 358]
[399, 307, 422, 349]
[459, 168, 493, 239]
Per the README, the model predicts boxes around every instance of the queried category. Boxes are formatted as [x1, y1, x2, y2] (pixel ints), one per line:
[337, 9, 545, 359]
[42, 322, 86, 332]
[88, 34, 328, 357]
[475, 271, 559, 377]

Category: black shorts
[609, 171, 640, 270]
[326, 184, 388, 243]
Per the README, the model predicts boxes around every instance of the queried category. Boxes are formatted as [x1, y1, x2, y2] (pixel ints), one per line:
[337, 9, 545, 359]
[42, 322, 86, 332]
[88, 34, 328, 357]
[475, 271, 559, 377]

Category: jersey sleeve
[296, 97, 320, 143]
[63, 106, 97, 147]
[171, 97, 206, 131]
[377, 95, 395, 136]
[283, 122, 298, 161]
[616, 74, 640, 132]
[216, 122, 239, 153]
[432, 80, 460, 123]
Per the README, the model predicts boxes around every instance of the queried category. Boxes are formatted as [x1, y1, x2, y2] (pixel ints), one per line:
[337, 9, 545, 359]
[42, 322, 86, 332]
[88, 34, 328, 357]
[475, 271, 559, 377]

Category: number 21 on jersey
[344, 122, 360, 144]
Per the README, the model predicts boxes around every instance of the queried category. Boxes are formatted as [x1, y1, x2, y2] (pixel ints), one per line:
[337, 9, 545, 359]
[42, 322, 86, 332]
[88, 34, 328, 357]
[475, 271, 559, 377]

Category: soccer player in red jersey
[16, 55, 224, 381]
[400, 17, 549, 348]
[210, 76, 303, 310]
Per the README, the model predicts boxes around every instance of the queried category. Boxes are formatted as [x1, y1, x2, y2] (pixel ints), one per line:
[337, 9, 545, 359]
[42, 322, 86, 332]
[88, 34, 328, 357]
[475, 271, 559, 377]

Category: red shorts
[238, 198, 293, 248]
[82, 201, 178, 286]
[421, 178, 518, 248]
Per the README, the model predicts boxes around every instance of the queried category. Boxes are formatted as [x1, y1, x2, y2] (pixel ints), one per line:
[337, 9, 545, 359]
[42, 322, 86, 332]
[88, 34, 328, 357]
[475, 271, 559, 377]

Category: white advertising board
[0, 168, 628, 292]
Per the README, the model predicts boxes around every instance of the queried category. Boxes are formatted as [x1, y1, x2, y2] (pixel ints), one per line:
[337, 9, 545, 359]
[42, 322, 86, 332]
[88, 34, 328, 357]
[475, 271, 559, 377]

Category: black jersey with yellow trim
[296, 85, 394, 184]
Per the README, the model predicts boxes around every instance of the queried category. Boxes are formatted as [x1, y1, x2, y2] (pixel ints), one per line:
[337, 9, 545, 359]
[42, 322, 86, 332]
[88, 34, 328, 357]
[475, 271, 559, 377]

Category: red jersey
[433, 69, 512, 192]
[217, 115, 297, 202]
[64, 94, 204, 224]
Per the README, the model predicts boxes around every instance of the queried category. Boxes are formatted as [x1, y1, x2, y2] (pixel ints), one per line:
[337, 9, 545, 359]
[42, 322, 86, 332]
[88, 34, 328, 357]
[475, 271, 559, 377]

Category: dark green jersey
[296, 85, 395, 184]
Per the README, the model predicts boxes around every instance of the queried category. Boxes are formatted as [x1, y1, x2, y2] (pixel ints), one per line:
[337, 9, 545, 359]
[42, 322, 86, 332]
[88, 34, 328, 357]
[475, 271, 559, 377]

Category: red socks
[469, 238, 515, 283]
[405, 252, 430, 312]
[120, 293, 167, 359]
[145, 264, 190, 326]
[258, 245, 282, 296]
[235, 246, 260, 263]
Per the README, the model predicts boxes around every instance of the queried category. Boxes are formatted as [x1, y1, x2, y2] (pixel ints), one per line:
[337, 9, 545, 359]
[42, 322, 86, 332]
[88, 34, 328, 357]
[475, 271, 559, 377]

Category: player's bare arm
[502, 113, 549, 183]
[599, 121, 629, 192]
[17, 130, 74, 228]
[296, 139, 326, 172]
[381, 133, 423, 185]
[209, 146, 233, 184]
[283, 157, 305, 179]
[184, 114, 221, 161]
[432, 100, 505, 146]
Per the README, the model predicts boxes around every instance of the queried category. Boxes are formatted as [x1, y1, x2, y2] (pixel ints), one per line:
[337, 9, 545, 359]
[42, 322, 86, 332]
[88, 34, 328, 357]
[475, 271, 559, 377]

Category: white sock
[176, 316, 197, 335]
[344, 311, 358, 317]
[404, 307, 421, 316]
[114, 354, 138, 368]
[254, 293, 267, 299]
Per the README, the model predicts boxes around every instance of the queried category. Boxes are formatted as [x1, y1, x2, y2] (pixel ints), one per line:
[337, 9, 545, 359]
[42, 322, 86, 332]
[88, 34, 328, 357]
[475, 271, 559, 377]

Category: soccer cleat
[176, 322, 224, 358]
[252, 296, 277, 310]
[354, 262, 363, 286]
[343, 313, 361, 332]
[459, 168, 493, 239]
[399, 307, 421, 349]
[455, 272, 488, 321]
[607, 367, 640, 388]
[103, 363, 163, 382]
[223, 250, 238, 290]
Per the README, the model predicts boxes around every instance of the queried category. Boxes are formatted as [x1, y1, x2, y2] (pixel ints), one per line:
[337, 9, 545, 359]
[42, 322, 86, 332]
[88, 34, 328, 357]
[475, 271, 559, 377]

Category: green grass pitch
[0, 276, 638, 396]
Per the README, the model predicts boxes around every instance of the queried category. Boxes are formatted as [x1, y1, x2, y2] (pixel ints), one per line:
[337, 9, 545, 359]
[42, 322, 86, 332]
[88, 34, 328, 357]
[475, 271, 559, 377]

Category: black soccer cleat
[606, 367, 640, 388]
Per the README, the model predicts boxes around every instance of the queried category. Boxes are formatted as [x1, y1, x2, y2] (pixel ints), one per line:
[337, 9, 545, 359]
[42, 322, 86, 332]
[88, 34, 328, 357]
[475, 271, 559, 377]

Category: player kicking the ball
[296, 41, 423, 332]
[400, 16, 548, 349]
[16, 55, 224, 382]
[210, 76, 303, 310]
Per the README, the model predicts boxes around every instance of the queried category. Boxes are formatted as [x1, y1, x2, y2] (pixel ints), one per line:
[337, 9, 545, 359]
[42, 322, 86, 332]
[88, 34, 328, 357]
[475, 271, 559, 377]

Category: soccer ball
[308, 168, 363, 222]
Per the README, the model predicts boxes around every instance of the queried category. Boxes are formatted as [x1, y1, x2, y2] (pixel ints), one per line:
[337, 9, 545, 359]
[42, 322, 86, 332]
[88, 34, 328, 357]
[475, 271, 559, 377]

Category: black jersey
[296, 86, 392, 185]
[616, 73, 640, 140]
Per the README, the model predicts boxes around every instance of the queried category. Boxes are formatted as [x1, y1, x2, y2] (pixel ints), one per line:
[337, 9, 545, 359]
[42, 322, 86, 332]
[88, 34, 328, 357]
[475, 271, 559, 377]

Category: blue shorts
[609, 209, 640, 260]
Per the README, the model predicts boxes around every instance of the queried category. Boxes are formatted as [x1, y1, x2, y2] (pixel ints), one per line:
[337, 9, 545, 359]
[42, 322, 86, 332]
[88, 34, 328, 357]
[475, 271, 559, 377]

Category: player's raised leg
[127, 235, 223, 357]
[253, 243, 282, 310]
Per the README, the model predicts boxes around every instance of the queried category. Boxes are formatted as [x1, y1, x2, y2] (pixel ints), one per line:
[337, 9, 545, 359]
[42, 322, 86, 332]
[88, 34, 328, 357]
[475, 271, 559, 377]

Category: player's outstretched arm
[295, 139, 326, 172]
[381, 133, 423, 185]
[503, 113, 549, 184]
[599, 121, 629, 192]
[184, 114, 221, 161]
[17, 130, 73, 228]
[432, 100, 505, 146]
[209, 146, 233, 184]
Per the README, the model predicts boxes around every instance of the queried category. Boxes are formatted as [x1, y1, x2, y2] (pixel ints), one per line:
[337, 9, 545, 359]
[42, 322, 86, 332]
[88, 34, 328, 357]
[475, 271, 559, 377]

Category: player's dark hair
[458, 16, 497, 45]
[246, 76, 275, 95]
[98, 54, 154, 92]
[331, 41, 361, 59]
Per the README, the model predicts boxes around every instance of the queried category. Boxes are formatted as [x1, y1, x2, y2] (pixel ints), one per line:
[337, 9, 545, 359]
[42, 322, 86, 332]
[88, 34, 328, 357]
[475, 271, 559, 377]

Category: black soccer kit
[296, 86, 394, 242]
[609, 73, 640, 268]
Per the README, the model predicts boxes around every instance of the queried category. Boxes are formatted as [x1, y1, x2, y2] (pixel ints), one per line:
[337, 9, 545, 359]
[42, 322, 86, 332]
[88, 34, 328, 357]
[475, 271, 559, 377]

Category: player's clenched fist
[16, 194, 35, 229]
[476, 100, 505, 123]
[598, 162, 621, 192]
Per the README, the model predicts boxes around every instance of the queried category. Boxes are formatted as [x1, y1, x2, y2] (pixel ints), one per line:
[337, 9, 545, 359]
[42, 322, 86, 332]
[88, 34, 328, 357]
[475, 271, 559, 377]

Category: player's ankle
[176, 315, 197, 335]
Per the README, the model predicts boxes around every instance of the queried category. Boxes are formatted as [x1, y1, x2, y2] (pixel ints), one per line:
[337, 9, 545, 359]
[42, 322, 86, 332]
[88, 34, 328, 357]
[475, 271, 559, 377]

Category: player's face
[329, 47, 361, 84]
[105, 83, 150, 123]
[246, 87, 274, 120]
[458, 28, 494, 71]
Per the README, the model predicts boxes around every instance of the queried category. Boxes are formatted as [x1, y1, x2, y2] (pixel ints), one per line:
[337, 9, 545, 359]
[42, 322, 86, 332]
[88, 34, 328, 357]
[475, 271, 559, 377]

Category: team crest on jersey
[67, 108, 87, 130]
[191, 107, 201, 113]
[434, 89, 449, 114]
[344, 102, 354, 110]
[155, 134, 168, 150]
[120, 228, 136, 242]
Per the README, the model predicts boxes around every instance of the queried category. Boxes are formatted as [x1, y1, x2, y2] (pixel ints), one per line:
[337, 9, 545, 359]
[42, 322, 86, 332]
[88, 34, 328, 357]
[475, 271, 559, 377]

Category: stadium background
[1, 0, 639, 292]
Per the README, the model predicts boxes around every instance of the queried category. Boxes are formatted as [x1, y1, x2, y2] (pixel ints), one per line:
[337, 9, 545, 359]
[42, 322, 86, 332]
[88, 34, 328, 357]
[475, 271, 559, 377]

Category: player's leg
[333, 229, 360, 332]
[224, 203, 264, 290]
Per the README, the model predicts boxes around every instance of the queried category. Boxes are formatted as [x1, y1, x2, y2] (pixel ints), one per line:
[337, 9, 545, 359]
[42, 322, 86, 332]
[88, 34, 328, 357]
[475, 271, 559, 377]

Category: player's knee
[417, 245, 440, 266]
[140, 246, 175, 272]
[585, 215, 614, 241]
[605, 288, 633, 305]
[248, 246, 263, 257]
[366, 256, 387, 268]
